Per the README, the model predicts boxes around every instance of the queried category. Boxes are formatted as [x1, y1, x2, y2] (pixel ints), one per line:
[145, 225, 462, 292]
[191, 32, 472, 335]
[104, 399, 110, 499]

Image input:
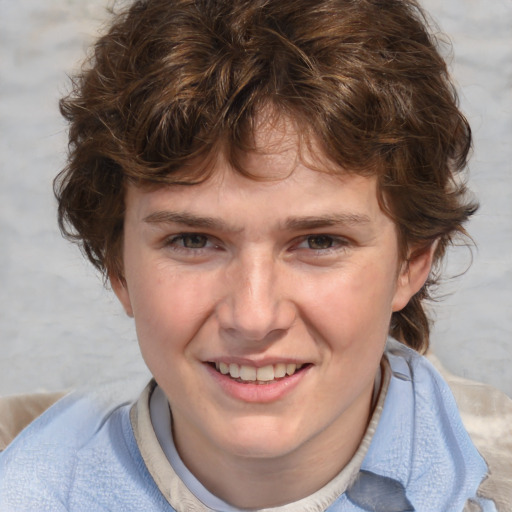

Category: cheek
[299, 262, 397, 344]
[129, 268, 218, 354]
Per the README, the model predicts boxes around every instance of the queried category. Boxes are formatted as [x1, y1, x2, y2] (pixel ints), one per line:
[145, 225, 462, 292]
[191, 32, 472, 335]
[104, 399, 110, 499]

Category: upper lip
[205, 357, 310, 367]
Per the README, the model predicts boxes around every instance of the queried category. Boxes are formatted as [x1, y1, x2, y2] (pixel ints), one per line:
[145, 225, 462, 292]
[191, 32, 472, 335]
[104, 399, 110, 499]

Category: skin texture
[112, 121, 434, 508]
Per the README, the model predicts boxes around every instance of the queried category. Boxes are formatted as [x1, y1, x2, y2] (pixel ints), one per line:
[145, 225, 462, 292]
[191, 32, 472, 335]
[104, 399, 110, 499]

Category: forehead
[134, 112, 374, 197]
[129, 166, 379, 216]
[124, 116, 389, 231]
[125, 171, 389, 248]
[240, 110, 343, 179]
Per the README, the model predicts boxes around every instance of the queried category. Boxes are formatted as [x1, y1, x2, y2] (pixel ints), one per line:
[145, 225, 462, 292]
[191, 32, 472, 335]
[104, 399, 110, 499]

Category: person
[0, 0, 505, 510]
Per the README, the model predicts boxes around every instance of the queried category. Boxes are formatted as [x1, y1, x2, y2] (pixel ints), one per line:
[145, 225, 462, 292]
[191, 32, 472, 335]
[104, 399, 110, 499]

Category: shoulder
[427, 352, 512, 512]
[361, 339, 497, 511]
[0, 383, 173, 511]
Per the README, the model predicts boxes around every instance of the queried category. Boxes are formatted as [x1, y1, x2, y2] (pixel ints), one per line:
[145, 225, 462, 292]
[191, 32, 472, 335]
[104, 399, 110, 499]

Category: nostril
[215, 291, 296, 342]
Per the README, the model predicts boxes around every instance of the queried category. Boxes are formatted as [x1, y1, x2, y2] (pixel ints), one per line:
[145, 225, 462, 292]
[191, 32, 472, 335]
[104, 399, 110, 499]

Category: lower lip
[204, 364, 311, 403]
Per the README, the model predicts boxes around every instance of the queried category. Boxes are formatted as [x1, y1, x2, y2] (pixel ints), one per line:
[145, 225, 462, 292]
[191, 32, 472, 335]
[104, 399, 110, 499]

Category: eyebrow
[143, 210, 371, 232]
[284, 213, 371, 230]
[143, 211, 235, 231]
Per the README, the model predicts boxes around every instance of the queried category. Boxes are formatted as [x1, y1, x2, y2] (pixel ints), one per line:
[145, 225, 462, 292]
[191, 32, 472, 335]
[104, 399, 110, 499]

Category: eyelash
[165, 233, 217, 251]
[164, 233, 350, 255]
[295, 234, 349, 252]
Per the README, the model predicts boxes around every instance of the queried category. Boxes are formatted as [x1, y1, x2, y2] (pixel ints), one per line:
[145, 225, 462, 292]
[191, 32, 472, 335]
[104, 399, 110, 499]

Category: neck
[172, 386, 374, 509]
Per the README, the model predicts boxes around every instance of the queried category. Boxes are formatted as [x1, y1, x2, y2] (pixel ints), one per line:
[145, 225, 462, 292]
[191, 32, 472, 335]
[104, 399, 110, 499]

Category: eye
[306, 235, 336, 250]
[167, 233, 211, 249]
[180, 234, 208, 249]
[292, 234, 351, 259]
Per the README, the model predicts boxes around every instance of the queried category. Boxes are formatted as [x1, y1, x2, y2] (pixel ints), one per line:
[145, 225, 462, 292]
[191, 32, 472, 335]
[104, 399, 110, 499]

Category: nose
[216, 251, 296, 343]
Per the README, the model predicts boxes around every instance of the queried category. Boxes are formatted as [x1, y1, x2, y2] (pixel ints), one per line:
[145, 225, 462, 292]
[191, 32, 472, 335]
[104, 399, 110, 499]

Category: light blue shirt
[0, 340, 495, 511]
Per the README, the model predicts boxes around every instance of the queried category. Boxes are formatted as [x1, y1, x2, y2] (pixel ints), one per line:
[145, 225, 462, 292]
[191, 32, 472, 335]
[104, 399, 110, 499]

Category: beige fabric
[427, 353, 512, 512]
[0, 391, 66, 451]
[130, 359, 391, 512]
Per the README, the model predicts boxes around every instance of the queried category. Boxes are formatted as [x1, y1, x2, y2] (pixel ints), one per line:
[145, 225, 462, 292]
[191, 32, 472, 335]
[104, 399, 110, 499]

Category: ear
[110, 274, 134, 318]
[392, 241, 437, 312]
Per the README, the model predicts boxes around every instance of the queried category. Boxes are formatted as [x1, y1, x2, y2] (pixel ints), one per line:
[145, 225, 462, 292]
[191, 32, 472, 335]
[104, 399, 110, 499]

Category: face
[113, 122, 432, 481]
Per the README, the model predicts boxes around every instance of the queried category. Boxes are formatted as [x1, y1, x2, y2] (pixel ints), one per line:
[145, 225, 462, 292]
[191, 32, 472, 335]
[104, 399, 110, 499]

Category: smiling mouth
[209, 361, 309, 384]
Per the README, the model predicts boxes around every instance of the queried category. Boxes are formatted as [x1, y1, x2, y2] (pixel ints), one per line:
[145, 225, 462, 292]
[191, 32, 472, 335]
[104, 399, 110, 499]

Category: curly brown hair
[55, 0, 477, 353]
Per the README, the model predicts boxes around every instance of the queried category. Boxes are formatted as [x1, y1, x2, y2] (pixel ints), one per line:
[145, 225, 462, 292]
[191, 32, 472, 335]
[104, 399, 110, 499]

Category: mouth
[208, 361, 310, 385]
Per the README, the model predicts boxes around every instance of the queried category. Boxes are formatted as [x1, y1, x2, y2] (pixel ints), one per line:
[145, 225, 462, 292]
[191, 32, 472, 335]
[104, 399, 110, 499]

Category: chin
[217, 417, 308, 459]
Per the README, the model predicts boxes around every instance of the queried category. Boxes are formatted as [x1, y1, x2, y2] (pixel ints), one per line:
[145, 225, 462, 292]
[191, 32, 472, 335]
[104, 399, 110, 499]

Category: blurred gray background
[1, 0, 511, 397]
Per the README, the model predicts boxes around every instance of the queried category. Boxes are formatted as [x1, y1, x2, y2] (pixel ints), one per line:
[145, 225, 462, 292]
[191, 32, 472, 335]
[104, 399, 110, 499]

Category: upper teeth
[215, 362, 303, 382]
